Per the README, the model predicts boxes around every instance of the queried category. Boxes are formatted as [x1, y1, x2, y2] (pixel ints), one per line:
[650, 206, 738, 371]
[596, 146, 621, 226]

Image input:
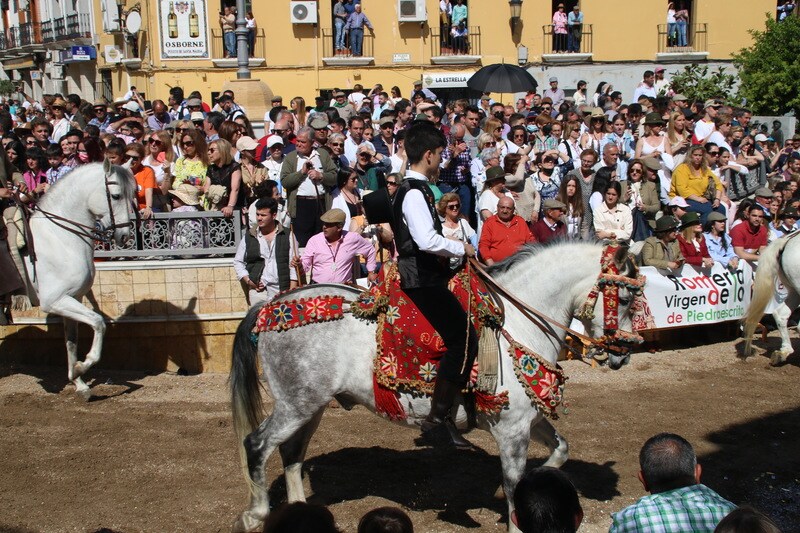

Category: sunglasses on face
[544, 157, 557, 163]
[182, 140, 194, 147]
[386, 181, 398, 186]
[630, 168, 643, 174]
[485, 142, 497, 146]
[446, 204, 460, 210]
[126, 155, 140, 161]
[177, 128, 189, 133]
[149, 139, 162, 145]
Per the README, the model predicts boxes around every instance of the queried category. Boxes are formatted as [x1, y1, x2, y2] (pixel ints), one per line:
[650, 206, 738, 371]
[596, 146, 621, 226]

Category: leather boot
[420, 379, 474, 449]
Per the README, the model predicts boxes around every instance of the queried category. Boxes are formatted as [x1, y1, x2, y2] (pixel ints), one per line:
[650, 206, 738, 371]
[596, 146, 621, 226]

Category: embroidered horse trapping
[507, 340, 566, 419]
[252, 296, 346, 333]
[352, 263, 509, 419]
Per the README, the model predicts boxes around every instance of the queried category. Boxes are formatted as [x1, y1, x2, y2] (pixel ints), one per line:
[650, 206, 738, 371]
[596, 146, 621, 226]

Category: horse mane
[38, 162, 136, 211]
[487, 239, 637, 279]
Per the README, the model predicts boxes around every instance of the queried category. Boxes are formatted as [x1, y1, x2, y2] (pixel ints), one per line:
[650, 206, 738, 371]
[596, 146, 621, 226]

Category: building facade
[0, 0, 778, 111]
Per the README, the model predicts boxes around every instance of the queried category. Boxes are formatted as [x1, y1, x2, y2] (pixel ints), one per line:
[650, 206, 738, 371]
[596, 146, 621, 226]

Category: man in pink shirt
[295, 208, 377, 284]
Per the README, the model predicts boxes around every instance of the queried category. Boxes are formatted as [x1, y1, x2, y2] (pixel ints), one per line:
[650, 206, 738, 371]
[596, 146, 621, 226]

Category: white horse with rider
[229, 242, 645, 532]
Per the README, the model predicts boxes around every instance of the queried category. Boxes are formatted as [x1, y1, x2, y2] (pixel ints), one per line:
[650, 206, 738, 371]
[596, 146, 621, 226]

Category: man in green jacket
[280, 127, 338, 247]
[641, 216, 684, 271]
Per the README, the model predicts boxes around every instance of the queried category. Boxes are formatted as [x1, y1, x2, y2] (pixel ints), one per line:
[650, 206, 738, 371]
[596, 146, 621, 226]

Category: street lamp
[509, 0, 523, 32]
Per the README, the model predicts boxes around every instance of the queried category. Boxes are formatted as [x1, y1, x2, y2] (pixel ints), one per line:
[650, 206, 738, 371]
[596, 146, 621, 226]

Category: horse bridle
[20, 168, 132, 245]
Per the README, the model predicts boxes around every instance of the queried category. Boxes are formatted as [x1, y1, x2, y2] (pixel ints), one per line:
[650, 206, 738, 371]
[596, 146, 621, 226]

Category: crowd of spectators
[2, 65, 800, 300]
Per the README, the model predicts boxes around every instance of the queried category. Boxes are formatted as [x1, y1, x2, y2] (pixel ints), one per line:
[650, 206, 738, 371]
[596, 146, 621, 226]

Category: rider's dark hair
[404, 122, 446, 165]
[357, 506, 414, 533]
[513, 467, 581, 533]
[639, 433, 697, 493]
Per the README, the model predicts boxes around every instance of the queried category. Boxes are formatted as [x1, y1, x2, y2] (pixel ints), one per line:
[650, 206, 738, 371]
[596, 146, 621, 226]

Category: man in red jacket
[479, 196, 536, 265]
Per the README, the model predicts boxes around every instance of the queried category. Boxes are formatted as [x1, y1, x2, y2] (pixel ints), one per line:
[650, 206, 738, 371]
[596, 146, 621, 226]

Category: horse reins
[468, 258, 596, 348]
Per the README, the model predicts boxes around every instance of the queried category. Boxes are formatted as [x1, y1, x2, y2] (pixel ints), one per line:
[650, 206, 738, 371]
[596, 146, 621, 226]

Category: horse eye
[111, 194, 122, 201]
[619, 298, 631, 306]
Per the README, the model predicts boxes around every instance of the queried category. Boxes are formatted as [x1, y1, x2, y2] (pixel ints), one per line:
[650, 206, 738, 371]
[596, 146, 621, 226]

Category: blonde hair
[210, 138, 233, 166]
[477, 132, 495, 150]
[667, 111, 687, 144]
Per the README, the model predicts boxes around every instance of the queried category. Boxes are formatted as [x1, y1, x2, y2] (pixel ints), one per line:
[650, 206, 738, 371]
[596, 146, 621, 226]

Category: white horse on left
[19, 160, 136, 398]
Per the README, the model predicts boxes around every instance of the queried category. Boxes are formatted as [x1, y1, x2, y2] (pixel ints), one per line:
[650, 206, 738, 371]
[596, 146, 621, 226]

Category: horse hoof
[75, 387, 92, 402]
[232, 512, 264, 533]
[770, 353, 788, 367]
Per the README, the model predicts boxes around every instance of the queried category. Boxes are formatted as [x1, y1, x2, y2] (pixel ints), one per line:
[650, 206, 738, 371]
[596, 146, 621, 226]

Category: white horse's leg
[771, 292, 799, 366]
[63, 318, 90, 399]
[531, 417, 569, 468]
[44, 295, 105, 380]
[491, 416, 533, 533]
[279, 408, 325, 503]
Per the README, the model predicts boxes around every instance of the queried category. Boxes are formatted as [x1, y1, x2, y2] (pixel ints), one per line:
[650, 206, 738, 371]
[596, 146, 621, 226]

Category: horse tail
[230, 305, 264, 467]
[743, 237, 791, 356]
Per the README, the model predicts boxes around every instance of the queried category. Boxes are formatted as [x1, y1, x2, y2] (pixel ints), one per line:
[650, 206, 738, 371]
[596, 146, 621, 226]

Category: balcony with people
[542, 3, 592, 63]
[210, 7, 266, 67]
[657, 22, 708, 60]
[429, 24, 481, 65]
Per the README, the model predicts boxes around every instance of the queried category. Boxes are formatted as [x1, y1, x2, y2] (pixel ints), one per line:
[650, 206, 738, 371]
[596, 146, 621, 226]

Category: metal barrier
[95, 210, 244, 259]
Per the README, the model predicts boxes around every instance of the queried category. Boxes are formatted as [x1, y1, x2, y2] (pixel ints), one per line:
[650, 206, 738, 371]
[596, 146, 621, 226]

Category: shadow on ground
[700, 407, 800, 530]
[269, 446, 618, 528]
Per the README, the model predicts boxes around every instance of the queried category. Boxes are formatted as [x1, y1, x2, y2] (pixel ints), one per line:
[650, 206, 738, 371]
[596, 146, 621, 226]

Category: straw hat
[169, 183, 202, 206]
[584, 107, 606, 125]
[51, 97, 67, 109]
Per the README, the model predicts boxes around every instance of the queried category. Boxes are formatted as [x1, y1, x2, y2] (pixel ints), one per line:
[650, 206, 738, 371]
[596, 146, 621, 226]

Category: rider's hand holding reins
[463, 243, 476, 258]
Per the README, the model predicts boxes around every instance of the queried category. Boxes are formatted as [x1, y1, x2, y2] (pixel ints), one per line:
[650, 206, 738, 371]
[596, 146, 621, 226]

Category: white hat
[190, 111, 205, 122]
[169, 183, 202, 206]
[267, 135, 284, 148]
[754, 133, 768, 142]
[236, 136, 258, 151]
[668, 196, 689, 208]
[122, 101, 140, 113]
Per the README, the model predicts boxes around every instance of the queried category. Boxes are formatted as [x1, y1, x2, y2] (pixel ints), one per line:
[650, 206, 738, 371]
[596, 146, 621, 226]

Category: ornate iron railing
[209, 28, 266, 60]
[95, 210, 243, 259]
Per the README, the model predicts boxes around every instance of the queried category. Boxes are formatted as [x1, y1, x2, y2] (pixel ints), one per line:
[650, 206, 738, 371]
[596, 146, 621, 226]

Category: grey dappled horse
[230, 242, 638, 532]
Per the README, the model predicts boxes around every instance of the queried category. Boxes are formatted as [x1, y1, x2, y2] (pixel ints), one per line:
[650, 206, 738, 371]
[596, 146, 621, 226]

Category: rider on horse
[390, 121, 478, 448]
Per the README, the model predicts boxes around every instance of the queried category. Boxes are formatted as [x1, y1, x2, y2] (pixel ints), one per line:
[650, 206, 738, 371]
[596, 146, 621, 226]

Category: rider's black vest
[391, 178, 451, 289]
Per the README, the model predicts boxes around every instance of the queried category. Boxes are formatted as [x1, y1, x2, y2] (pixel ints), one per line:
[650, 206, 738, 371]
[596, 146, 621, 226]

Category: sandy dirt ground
[1, 332, 799, 533]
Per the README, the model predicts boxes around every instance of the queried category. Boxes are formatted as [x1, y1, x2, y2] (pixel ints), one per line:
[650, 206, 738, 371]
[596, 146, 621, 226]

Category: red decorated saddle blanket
[351, 262, 503, 393]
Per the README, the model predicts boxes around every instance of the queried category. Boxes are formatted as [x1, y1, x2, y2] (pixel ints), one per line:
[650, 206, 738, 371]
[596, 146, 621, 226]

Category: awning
[3, 56, 36, 70]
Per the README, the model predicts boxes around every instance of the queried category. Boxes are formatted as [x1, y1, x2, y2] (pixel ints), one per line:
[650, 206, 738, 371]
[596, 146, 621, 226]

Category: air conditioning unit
[398, 0, 426, 22]
[290, 1, 318, 24]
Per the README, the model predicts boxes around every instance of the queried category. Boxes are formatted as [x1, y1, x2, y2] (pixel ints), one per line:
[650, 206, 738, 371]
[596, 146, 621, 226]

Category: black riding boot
[420, 379, 474, 449]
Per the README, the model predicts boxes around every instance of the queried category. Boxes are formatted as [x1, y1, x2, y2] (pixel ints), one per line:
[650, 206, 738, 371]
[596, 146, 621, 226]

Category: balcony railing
[210, 28, 266, 60]
[657, 23, 707, 54]
[41, 20, 53, 42]
[430, 26, 481, 57]
[19, 22, 43, 47]
[542, 24, 593, 55]
[95, 211, 243, 259]
[322, 28, 374, 58]
[8, 27, 20, 49]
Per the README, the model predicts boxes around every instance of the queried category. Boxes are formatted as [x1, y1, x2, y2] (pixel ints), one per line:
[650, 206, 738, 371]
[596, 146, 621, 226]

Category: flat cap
[642, 157, 662, 171]
[320, 208, 346, 224]
[754, 187, 774, 198]
[309, 115, 330, 129]
[271, 95, 283, 103]
[543, 199, 566, 210]
[707, 211, 727, 222]
[186, 98, 202, 107]
[672, 93, 687, 102]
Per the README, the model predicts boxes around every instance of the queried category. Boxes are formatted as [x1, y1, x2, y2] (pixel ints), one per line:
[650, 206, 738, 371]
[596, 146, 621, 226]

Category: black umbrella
[467, 63, 538, 94]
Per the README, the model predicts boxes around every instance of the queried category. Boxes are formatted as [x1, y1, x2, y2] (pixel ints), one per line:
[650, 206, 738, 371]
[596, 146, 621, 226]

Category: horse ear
[103, 157, 111, 174]
[613, 244, 631, 270]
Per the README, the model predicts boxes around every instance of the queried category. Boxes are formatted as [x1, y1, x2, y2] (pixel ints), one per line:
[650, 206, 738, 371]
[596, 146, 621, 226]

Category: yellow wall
[94, 0, 774, 105]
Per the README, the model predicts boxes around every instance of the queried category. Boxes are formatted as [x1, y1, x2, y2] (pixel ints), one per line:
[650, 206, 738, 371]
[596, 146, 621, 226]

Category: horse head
[94, 158, 136, 246]
[579, 243, 645, 370]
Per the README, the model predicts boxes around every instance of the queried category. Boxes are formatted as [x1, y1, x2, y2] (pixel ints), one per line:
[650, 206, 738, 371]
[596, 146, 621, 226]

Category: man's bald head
[497, 196, 516, 222]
